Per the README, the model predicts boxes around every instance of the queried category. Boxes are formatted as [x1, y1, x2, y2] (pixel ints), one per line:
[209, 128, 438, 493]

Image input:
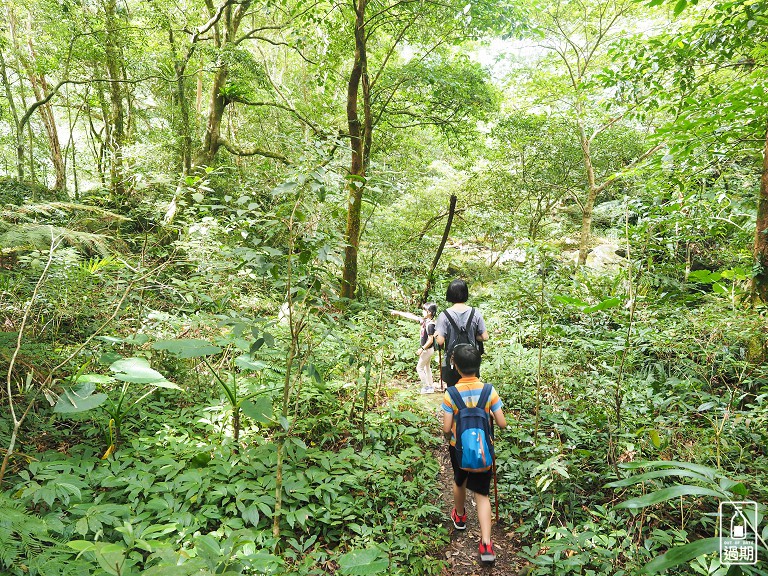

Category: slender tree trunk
[341, 0, 369, 299]
[0, 48, 24, 181]
[752, 123, 768, 302]
[195, 1, 251, 168]
[177, 68, 193, 175]
[196, 66, 228, 166]
[9, 9, 66, 190]
[24, 45, 65, 190]
[103, 0, 126, 201]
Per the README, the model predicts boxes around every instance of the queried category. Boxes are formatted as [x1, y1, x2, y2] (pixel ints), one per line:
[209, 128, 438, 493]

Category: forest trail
[420, 392, 529, 576]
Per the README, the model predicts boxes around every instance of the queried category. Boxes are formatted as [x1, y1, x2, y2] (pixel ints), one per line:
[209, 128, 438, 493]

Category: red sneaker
[479, 541, 496, 563]
[450, 508, 466, 530]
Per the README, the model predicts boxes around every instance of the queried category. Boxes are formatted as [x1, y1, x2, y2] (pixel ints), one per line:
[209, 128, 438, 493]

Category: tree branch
[219, 137, 291, 164]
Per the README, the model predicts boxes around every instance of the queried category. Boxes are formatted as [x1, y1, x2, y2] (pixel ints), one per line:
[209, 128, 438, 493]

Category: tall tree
[340, 0, 508, 298]
[100, 0, 129, 200]
[7, 5, 67, 190]
[0, 42, 24, 181]
[518, 0, 662, 264]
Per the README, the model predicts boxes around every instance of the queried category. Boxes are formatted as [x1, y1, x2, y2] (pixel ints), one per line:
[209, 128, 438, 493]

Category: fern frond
[1, 202, 129, 223]
[0, 224, 113, 256]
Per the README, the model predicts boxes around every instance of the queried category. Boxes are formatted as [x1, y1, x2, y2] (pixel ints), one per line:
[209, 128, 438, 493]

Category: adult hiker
[434, 278, 489, 388]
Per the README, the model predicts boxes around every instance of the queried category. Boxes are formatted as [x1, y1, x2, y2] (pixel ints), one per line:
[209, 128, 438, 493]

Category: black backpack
[444, 307, 477, 361]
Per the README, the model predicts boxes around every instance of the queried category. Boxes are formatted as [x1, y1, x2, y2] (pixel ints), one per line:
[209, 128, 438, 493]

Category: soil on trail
[419, 390, 528, 576]
[435, 446, 528, 576]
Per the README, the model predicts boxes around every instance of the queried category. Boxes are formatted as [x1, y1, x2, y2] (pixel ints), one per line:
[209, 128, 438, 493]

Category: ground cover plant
[3, 0, 768, 573]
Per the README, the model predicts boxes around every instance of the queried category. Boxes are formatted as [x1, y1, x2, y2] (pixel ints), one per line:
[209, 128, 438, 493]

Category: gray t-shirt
[435, 307, 487, 366]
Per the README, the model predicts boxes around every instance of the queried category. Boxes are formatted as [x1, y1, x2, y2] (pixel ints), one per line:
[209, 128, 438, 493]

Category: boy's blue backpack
[447, 384, 495, 472]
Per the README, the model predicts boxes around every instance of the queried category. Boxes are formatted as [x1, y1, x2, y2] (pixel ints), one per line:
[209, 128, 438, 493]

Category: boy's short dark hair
[446, 279, 469, 303]
[453, 344, 481, 375]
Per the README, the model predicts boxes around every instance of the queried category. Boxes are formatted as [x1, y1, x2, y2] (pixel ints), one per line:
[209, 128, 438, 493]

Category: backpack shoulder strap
[445, 310, 461, 333]
[447, 386, 467, 411]
[478, 383, 495, 439]
[465, 307, 475, 330]
[477, 383, 492, 410]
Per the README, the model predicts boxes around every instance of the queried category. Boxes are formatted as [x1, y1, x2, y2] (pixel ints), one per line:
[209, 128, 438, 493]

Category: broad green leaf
[194, 534, 221, 559]
[553, 295, 589, 308]
[649, 429, 661, 449]
[235, 354, 270, 371]
[618, 461, 721, 479]
[642, 538, 720, 574]
[615, 485, 725, 509]
[151, 381, 183, 390]
[54, 383, 108, 414]
[152, 339, 222, 359]
[140, 523, 179, 539]
[583, 297, 621, 313]
[673, 0, 687, 16]
[96, 336, 126, 344]
[245, 552, 283, 571]
[110, 358, 167, 384]
[94, 543, 127, 576]
[73, 374, 115, 384]
[606, 468, 710, 488]
[67, 540, 96, 553]
[338, 547, 389, 575]
[241, 396, 273, 423]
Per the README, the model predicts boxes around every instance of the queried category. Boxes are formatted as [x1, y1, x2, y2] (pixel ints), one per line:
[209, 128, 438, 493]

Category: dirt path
[423, 392, 528, 576]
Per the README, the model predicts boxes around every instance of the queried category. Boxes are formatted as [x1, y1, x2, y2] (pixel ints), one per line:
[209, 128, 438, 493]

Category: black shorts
[448, 445, 492, 496]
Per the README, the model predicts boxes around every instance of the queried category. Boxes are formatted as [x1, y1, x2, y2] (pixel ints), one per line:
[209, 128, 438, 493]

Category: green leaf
[109, 358, 167, 384]
[618, 461, 721, 479]
[241, 396, 273, 423]
[93, 543, 126, 576]
[649, 429, 661, 449]
[73, 374, 115, 385]
[338, 548, 389, 575]
[67, 540, 96, 553]
[642, 538, 720, 574]
[553, 295, 589, 308]
[235, 354, 270, 371]
[615, 485, 725, 509]
[673, 0, 687, 16]
[152, 339, 222, 359]
[606, 468, 710, 488]
[54, 383, 108, 414]
[583, 296, 621, 313]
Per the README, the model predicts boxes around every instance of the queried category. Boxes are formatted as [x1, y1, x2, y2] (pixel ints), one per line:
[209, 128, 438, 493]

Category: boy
[441, 344, 507, 563]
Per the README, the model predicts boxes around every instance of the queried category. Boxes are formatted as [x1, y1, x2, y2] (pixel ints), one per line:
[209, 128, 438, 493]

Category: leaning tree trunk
[421, 194, 457, 303]
[341, 0, 370, 299]
[752, 123, 768, 302]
